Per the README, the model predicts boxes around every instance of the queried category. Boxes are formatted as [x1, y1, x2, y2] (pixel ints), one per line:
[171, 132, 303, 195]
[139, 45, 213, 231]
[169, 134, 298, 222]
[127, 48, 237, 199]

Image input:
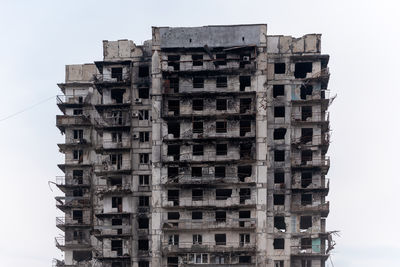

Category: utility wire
[0, 95, 56, 123]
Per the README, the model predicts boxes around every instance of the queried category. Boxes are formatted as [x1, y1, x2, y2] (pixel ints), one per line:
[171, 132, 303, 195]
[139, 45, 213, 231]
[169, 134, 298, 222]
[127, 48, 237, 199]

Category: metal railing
[161, 241, 256, 253]
[162, 175, 255, 185]
[55, 196, 91, 207]
[56, 95, 88, 105]
[291, 201, 330, 213]
[94, 73, 131, 83]
[162, 218, 256, 230]
[55, 175, 90, 186]
[292, 178, 330, 190]
[291, 156, 330, 168]
[162, 194, 256, 208]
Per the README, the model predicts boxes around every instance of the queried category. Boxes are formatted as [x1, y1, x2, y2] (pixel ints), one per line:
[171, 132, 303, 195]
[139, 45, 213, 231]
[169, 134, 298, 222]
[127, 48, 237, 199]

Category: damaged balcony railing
[94, 158, 131, 173]
[291, 155, 330, 168]
[162, 174, 255, 185]
[56, 214, 91, 227]
[93, 225, 132, 237]
[92, 112, 131, 128]
[99, 137, 131, 150]
[291, 134, 330, 147]
[291, 111, 330, 123]
[55, 174, 90, 187]
[95, 183, 132, 195]
[291, 202, 330, 216]
[162, 218, 256, 230]
[291, 178, 330, 190]
[94, 73, 131, 83]
[162, 194, 256, 208]
[161, 241, 256, 254]
[56, 95, 89, 105]
[55, 196, 91, 208]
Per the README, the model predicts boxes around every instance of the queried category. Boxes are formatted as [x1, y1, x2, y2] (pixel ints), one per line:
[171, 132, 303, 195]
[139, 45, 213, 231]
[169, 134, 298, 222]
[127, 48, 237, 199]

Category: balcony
[161, 241, 256, 254]
[162, 195, 256, 209]
[55, 236, 91, 251]
[93, 226, 132, 239]
[56, 95, 90, 113]
[92, 113, 131, 130]
[55, 196, 90, 211]
[94, 72, 131, 86]
[291, 202, 330, 217]
[290, 243, 329, 259]
[94, 160, 132, 175]
[291, 178, 329, 193]
[162, 174, 255, 186]
[162, 218, 256, 231]
[56, 215, 91, 230]
[95, 184, 132, 195]
[55, 175, 90, 192]
[291, 111, 329, 125]
[56, 115, 91, 133]
[291, 156, 330, 172]
[96, 137, 131, 152]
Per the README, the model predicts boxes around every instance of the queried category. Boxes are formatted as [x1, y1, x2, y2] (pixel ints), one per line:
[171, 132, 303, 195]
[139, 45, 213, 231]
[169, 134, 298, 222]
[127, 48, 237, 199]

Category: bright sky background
[0, 0, 399, 266]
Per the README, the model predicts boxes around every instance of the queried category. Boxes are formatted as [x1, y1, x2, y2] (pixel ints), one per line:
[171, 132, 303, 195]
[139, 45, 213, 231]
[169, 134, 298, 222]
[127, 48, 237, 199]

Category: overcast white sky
[0, 0, 399, 266]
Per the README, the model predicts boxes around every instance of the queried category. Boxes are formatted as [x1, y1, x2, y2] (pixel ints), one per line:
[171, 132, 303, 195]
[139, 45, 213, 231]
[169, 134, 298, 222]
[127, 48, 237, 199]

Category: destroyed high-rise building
[54, 24, 333, 267]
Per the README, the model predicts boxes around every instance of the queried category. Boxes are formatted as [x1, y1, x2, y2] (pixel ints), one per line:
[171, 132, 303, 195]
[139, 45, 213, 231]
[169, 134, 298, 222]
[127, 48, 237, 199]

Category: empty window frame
[169, 77, 179, 93]
[301, 238, 312, 250]
[193, 77, 204, 88]
[273, 238, 285, 249]
[273, 194, 285, 205]
[239, 76, 251, 91]
[215, 53, 227, 65]
[273, 128, 286, 140]
[192, 211, 203, 220]
[192, 54, 203, 66]
[168, 235, 179, 246]
[216, 189, 232, 200]
[274, 63, 285, 74]
[73, 109, 83, 115]
[275, 261, 284, 267]
[193, 145, 204, 156]
[216, 211, 226, 222]
[239, 256, 251, 263]
[191, 167, 202, 177]
[72, 170, 83, 184]
[301, 194, 312, 205]
[138, 217, 149, 229]
[301, 106, 312, 121]
[168, 100, 180, 115]
[168, 122, 180, 138]
[112, 132, 122, 143]
[216, 144, 227, 156]
[72, 210, 83, 223]
[192, 99, 204, 111]
[301, 260, 312, 267]
[193, 234, 203, 244]
[138, 239, 149, 250]
[294, 62, 313, 78]
[138, 261, 149, 267]
[273, 85, 285, 98]
[167, 145, 180, 160]
[139, 175, 150, 186]
[139, 132, 149, 142]
[138, 87, 149, 99]
[168, 167, 179, 179]
[239, 188, 251, 204]
[216, 76, 227, 88]
[240, 143, 252, 159]
[193, 121, 203, 134]
[139, 196, 149, 206]
[168, 190, 179, 206]
[240, 120, 251, 136]
[300, 216, 312, 230]
[238, 165, 252, 182]
[274, 106, 285, 118]
[168, 212, 180, 220]
[138, 66, 149, 77]
[138, 110, 149, 120]
[215, 166, 226, 178]
[111, 67, 123, 81]
[301, 171, 312, 188]
[274, 150, 285, 162]
[139, 153, 149, 164]
[274, 172, 285, 184]
[216, 99, 227, 110]
[300, 84, 313, 99]
[111, 89, 125, 103]
[215, 234, 226, 245]
[301, 128, 313, 143]
[240, 98, 251, 113]
[73, 150, 83, 161]
[167, 55, 180, 71]
[274, 216, 286, 231]
[239, 233, 250, 246]
[216, 121, 227, 133]
[111, 240, 123, 255]
[301, 150, 313, 163]
[192, 189, 203, 201]
[73, 129, 83, 140]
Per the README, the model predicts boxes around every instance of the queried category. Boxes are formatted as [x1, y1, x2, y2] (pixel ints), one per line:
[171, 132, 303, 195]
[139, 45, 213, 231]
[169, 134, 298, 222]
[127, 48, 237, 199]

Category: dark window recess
[301, 106, 312, 121]
[112, 197, 122, 211]
[110, 177, 122, 186]
[168, 167, 179, 179]
[192, 167, 202, 177]
[138, 66, 149, 77]
[111, 263, 122, 267]
[168, 145, 180, 160]
[73, 210, 83, 223]
[300, 85, 313, 99]
[111, 89, 125, 103]
[138, 217, 149, 229]
[273, 85, 285, 98]
[168, 212, 180, 220]
[72, 251, 92, 262]
[274, 150, 285, 162]
[300, 216, 312, 230]
[301, 150, 313, 163]
[274, 63, 285, 74]
[168, 190, 179, 206]
[301, 171, 313, 188]
[302, 260, 312, 267]
[139, 196, 149, 206]
[273, 238, 285, 249]
[240, 143, 252, 159]
[139, 153, 149, 164]
[274, 216, 286, 231]
[193, 121, 203, 134]
[193, 77, 204, 88]
[301, 194, 312, 205]
[273, 194, 285, 205]
[216, 144, 228, 156]
[216, 76, 227, 88]
[192, 54, 203, 66]
[216, 189, 232, 200]
[216, 99, 227, 110]
[215, 53, 227, 66]
[240, 98, 251, 113]
[73, 109, 83, 115]
[192, 189, 203, 201]
[192, 211, 203, 220]
[216, 121, 227, 133]
[274, 106, 285, 118]
[139, 132, 149, 142]
[239, 210, 251, 219]
[138, 261, 149, 267]
[192, 99, 204, 111]
[168, 122, 180, 138]
[240, 120, 251, 137]
[168, 55, 180, 71]
[274, 128, 286, 140]
[111, 67, 123, 81]
[138, 110, 149, 120]
[168, 100, 180, 115]
[215, 166, 226, 178]
[295, 62, 313, 78]
[239, 76, 251, 91]
[138, 87, 149, 99]
[193, 145, 204, 156]
[301, 128, 313, 143]
[238, 165, 252, 182]
[73, 170, 83, 184]
[215, 234, 226, 245]
[274, 172, 285, 184]
[138, 239, 149, 251]
[239, 188, 251, 204]
[239, 256, 251, 263]
[216, 211, 226, 222]
[73, 188, 83, 197]
[169, 77, 179, 93]
[301, 238, 312, 249]
[168, 257, 179, 265]
[111, 240, 123, 256]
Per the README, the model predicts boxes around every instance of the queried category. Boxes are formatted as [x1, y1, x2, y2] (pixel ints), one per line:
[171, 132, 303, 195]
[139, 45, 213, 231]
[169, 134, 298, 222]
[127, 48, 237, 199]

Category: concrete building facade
[54, 24, 333, 267]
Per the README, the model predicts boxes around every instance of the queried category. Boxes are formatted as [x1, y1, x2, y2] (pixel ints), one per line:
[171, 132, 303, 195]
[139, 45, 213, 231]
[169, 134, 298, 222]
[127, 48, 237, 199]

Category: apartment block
[54, 24, 333, 267]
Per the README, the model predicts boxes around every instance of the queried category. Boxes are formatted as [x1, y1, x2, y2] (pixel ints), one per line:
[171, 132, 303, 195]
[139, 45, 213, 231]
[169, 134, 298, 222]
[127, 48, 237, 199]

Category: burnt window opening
[295, 62, 313, 78]
[168, 256, 179, 267]
[73, 210, 83, 223]
[274, 150, 285, 162]
[216, 99, 227, 111]
[111, 67, 123, 81]
[192, 99, 204, 111]
[192, 211, 203, 220]
[168, 167, 179, 179]
[111, 240, 123, 256]
[111, 262, 123, 267]
[216, 53, 227, 66]
[301, 194, 312, 206]
[274, 216, 286, 231]
[216, 76, 228, 88]
[301, 150, 313, 163]
[216, 211, 226, 222]
[167, 145, 180, 160]
[274, 106, 285, 118]
[301, 106, 312, 121]
[274, 172, 285, 184]
[238, 165, 252, 182]
[192, 167, 202, 177]
[138, 87, 149, 99]
[240, 98, 252, 113]
[168, 55, 180, 71]
[168, 122, 180, 138]
[139, 153, 149, 164]
[215, 234, 226, 245]
[239, 256, 251, 263]
[274, 128, 287, 140]
[193, 145, 204, 156]
[301, 260, 312, 267]
[138, 66, 149, 77]
[110, 177, 122, 186]
[192, 189, 203, 201]
[138, 239, 149, 251]
[168, 212, 180, 220]
[301, 128, 313, 143]
[139, 261, 149, 267]
[72, 251, 92, 262]
[239, 76, 251, 91]
[216, 121, 227, 133]
[138, 217, 149, 229]
[301, 238, 312, 249]
[138, 110, 149, 120]
[240, 120, 251, 137]
[301, 171, 313, 188]
[239, 233, 250, 246]
[139, 196, 149, 207]
[73, 109, 83, 115]
[240, 143, 252, 159]
[274, 63, 286, 74]
[273, 238, 285, 249]
[193, 121, 203, 134]
[216, 144, 228, 156]
[239, 210, 251, 226]
[192, 54, 203, 66]
[273, 85, 285, 98]
[73, 188, 83, 197]
[239, 188, 251, 204]
[112, 197, 122, 211]
[273, 194, 285, 206]
[300, 216, 312, 230]
[168, 190, 179, 206]
[300, 85, 313, 99]
[139, 175, 150, 186]
[193, 77, 204, 88]
[215, 166, 226, 178]
[169, 77, 179, 93]
[73, 170, 83, 184]
[168, 100, 180, 115]
[216, 189, 232, 200]
[139, 132, 149, 142]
